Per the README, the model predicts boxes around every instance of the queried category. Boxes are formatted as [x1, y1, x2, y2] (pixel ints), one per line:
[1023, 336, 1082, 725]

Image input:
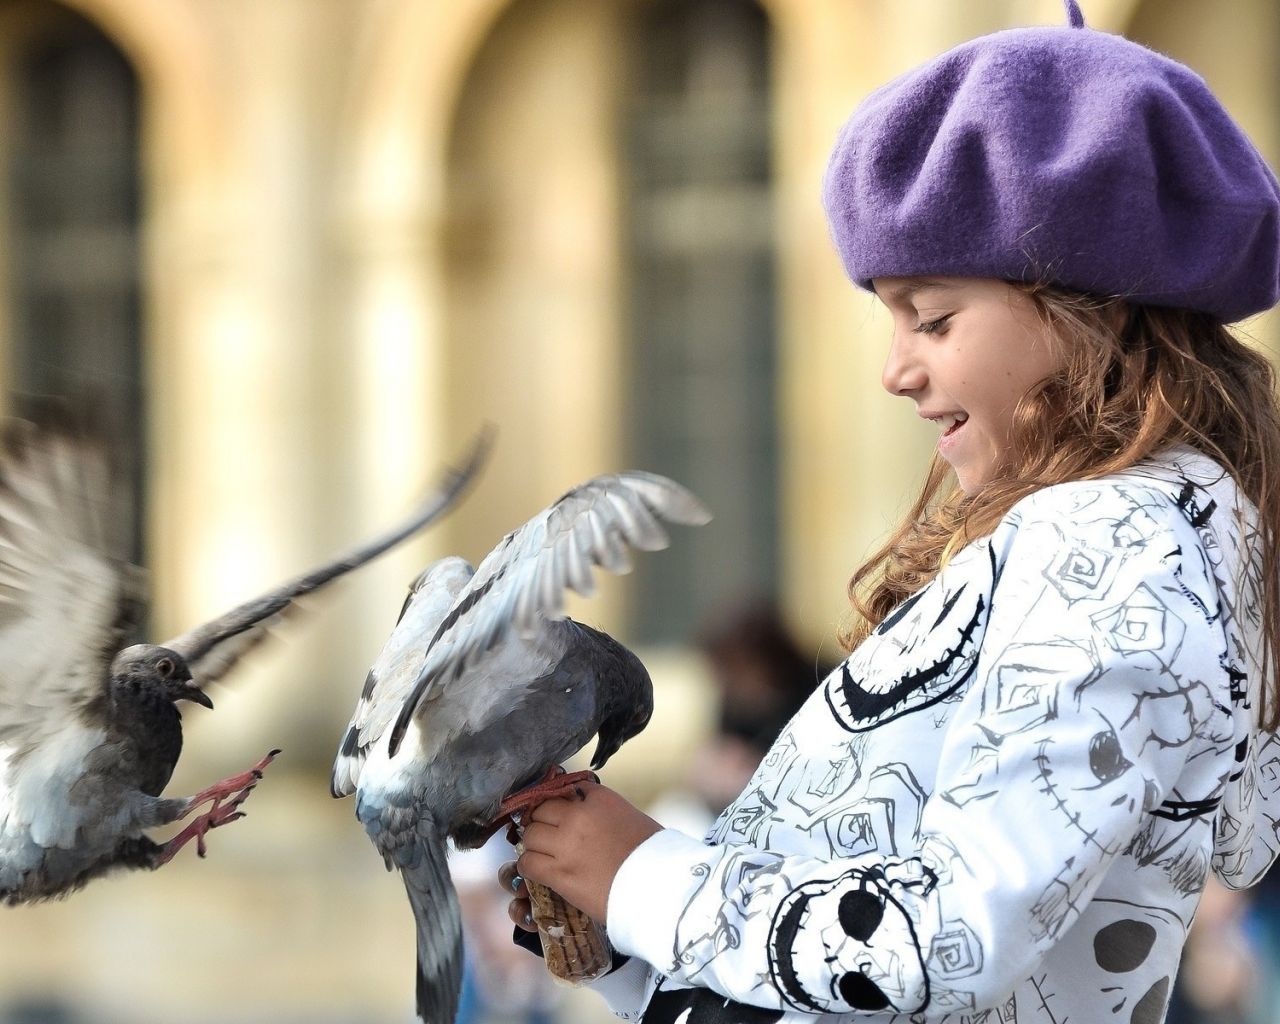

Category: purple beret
[823, 5, 1280, 322]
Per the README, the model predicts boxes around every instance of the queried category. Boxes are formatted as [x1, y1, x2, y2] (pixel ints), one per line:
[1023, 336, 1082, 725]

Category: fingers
[515, 846, 555, 886]
[508, 895, 536, 931]
[498, 859, 536, 932]
[498, 859, 527, 896]
[525, 780, 596, 825]
[515, 785, 593, 857]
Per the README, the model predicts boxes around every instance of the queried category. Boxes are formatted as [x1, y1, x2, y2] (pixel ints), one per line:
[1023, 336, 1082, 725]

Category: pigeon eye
[156, 657, 175, 678]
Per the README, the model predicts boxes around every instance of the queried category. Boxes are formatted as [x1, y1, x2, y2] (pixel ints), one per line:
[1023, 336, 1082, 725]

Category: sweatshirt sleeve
[606, 483, 1234, 1016]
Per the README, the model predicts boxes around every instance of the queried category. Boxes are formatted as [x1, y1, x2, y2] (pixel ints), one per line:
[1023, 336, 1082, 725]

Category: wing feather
[165, 426, 492, 686]
[0, 414, 136, 749]
[564, 523, 597, 596]
[329, 557, 474, 797]
[385, 471, 710, 756]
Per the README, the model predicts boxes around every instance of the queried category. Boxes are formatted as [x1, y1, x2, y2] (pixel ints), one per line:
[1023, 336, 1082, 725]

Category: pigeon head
[587, 634, 655, 771]
[109, 644, 213, 709]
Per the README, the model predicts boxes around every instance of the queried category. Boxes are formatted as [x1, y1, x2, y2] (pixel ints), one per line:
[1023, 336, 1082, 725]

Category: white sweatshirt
[597, 447, 1280, 1023]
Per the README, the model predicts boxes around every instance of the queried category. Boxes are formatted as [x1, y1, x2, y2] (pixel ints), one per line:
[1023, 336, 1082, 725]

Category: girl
[504, 3, 1280, 1021]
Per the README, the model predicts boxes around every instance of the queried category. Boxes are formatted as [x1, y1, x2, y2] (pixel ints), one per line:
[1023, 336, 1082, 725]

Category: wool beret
[822, 3, 1280, 322]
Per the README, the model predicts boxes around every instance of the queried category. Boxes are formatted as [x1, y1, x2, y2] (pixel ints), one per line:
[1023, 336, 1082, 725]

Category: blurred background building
[0, 0, 1276, 1022]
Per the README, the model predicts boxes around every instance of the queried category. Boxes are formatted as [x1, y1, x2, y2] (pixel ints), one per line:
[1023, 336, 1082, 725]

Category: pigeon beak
[184, 684, 214, 710]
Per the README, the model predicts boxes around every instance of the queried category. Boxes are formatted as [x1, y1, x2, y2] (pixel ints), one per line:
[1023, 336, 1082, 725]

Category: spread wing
[385, 471, 710, 756]
[329, 556, 474, 797]
[163, 426, 492, 687]
[0, 415, 141, 750]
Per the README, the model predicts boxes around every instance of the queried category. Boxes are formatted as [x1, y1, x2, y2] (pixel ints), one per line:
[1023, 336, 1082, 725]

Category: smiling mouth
[937, 413, 968, 436]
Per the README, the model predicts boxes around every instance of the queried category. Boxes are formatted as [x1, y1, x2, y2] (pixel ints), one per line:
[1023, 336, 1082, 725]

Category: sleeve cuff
[588, 957, 653, 1019]
[606, 828, 717, 970]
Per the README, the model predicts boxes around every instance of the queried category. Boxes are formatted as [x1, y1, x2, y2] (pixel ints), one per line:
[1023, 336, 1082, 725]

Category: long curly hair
[842, 284, 1280, 729]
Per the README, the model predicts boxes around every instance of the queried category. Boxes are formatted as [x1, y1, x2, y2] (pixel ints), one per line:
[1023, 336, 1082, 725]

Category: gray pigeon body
[330, 472, 711, 1024]
[0, 415, 489, 904]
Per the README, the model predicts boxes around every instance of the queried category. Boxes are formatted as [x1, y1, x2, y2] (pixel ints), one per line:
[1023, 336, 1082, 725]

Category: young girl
[503, 3, 1280, 1021]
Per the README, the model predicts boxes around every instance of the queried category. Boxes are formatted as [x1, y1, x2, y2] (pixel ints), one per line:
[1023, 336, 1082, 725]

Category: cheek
[973, 355, 1046, 419]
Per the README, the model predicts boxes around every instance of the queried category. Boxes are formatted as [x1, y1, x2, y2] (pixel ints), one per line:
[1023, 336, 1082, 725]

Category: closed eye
[913, 313, 954, 335]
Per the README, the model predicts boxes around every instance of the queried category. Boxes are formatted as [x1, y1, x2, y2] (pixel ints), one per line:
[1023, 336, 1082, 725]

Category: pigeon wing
[385, 471, 710, 756]
[329, 556, 474, 797]
[0, 416, 139, 750]
[163, 426, 492, 687]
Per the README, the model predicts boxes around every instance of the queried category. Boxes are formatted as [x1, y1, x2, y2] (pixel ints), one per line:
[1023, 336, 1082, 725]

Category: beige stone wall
[0, 1, 1276, 1021]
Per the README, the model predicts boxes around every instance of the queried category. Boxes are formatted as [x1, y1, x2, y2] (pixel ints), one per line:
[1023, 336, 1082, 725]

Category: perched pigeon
[330, 471, 711, 1024]
[0, 413, 491, 904]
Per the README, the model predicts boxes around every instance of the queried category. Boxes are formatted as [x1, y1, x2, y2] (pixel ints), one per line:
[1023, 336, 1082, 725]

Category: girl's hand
[506, 780, 661, 925]
[499, 858, 536, 932]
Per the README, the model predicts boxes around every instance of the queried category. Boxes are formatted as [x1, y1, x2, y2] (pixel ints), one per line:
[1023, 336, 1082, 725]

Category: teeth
[938, 413, 968, 432]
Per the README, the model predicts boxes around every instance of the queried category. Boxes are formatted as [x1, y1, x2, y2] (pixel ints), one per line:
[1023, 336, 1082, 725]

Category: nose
[881, 331, 926, 396]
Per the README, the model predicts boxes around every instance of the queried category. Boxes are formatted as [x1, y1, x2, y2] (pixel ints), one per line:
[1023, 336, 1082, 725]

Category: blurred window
[625, 0, 777, 643]
[4, 7, 144, 560]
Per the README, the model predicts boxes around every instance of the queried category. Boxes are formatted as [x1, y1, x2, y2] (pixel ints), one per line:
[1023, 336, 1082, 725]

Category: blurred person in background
[699, 598, 827, 766]
[1241, 869, 1280, 1023]
[649, 598, 829, 837]
[1165, 878, 1259, 1024]
[453, 835, 558, 1024]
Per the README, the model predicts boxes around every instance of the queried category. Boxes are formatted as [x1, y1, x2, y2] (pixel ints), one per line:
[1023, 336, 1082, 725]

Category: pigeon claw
[186, 748, 280, 806]
[153, 749, 280, 868]
[490, 765, 601, 836]
[195, 810, 245, 858]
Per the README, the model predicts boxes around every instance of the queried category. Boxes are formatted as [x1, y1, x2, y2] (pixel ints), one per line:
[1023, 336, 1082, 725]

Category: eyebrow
[881, 278, 957, 303]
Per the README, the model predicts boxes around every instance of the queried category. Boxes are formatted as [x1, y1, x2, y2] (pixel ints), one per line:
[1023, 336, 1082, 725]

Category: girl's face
[873, 276, 1065, 494]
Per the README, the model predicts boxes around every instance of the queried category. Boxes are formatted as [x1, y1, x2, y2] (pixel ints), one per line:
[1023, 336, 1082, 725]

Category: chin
[945, 461, 980, 495]
[950, 455, 999, 495]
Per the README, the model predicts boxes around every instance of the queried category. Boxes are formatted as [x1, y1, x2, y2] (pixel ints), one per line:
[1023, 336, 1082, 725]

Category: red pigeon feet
[492, 765, 600, 836]
[155, 748, 281, 866]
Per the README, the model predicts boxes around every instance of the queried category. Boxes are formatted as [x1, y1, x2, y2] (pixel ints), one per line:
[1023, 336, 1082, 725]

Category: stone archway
[0, 0, 225, 636]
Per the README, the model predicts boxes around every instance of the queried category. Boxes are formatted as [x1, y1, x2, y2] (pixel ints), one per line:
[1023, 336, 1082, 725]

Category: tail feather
[403, 829, 463, 1024]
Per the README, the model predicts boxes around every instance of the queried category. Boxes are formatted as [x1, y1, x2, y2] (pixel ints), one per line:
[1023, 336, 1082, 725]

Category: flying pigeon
[330, 471, 711, 1024]
[0, 412, 491, 905]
